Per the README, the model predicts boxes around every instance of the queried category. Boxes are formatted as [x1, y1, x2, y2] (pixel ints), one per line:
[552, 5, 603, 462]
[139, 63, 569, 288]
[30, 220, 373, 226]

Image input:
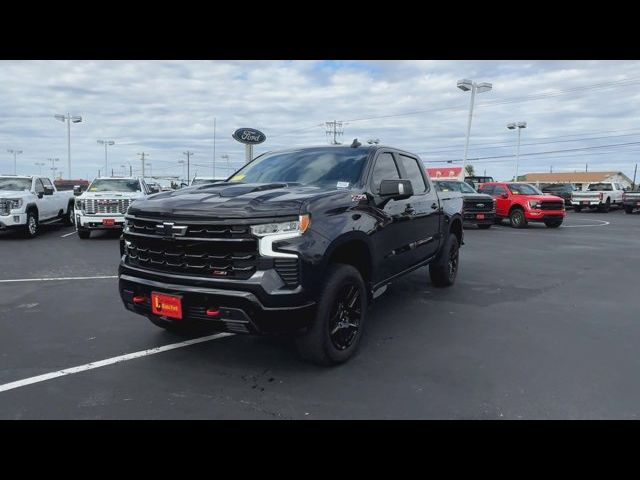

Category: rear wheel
[625, 206, 634, 214]
[295, 264, 367, 366]
[573, 206, 582, 213]
[429, 233, 460, 287]
[599, 199, 611, 213]
[477, 224, 491, 230]
[509, 208, 527, 228]
[77, 228, 91, 239]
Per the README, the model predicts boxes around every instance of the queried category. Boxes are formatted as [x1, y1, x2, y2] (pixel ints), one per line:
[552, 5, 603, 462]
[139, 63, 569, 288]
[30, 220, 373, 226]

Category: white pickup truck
[0, 175, 75, 238]
[74, 177, 151, 239]
[571, 182, 625, 212]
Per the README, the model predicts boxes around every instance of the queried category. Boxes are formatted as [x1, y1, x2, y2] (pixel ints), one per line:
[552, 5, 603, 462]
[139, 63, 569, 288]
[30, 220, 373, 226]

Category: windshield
[0, 177, 31, 191]
[508, 183, 542, 195]
[229, 148, 369, 188]
[588, 183, 613, 191]
[87, 179, 141, 193]
[192, 178, 221, 185]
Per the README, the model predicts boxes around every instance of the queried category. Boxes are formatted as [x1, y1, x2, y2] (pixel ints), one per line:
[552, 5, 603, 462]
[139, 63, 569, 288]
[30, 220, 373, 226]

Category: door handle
[430, 203, 438, 210]
[405, 206, 415, 214]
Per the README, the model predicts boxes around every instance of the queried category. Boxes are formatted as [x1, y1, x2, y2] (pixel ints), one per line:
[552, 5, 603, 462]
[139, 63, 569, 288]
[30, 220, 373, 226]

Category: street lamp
[97, 140, 115, 176]
[54, 113, 82, 179]
[221, 154, 230, 176]
[457, 79, 492, 180]
[47, 158, 59, 178]
[507, 122, 527, 181]
[34, 162, 45, 175]
[7, 149, 22, 175]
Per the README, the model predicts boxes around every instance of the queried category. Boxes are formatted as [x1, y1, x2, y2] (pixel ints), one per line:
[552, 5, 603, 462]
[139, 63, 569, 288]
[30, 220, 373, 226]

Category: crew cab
[0, 175, 75, 238]
[623, 187, 640, 214]
[572, 182, 625, 212]
[539, 183, 576, 207]
[118, 144, 464, 365]
[75, 177, 150, 239]
[477, 182, 565, 228]
[434, 179, 496, 229]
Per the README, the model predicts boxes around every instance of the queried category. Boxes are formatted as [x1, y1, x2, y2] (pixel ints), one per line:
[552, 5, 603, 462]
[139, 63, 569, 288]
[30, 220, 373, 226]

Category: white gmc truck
[0, 175, 75, 238]
[571, 182, 625, 212]
[74, 177, 151, 239]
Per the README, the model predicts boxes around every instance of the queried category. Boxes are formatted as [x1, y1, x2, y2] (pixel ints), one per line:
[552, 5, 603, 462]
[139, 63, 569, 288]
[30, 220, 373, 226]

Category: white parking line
[0, 332, 235, 394]
[0, 275, 118, 284]
[61, 231, 77, 237]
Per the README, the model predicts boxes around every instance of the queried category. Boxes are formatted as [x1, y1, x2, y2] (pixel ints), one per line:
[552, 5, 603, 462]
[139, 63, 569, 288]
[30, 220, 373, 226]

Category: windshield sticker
[231, 174, 245, 181]
[337, 181, 350, 188]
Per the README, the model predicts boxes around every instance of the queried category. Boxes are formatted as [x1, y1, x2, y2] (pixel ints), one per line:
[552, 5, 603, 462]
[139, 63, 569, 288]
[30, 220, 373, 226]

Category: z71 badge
[351, 194, 367, 202]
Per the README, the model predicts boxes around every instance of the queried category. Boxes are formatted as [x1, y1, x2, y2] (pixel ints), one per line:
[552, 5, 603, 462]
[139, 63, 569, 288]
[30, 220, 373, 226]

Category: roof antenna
[350, 138, 361, 148]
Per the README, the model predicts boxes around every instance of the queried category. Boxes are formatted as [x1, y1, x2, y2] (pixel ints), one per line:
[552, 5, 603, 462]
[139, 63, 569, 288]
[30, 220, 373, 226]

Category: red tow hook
[206, 308, 220, 317]
[132, 295, 148, 304]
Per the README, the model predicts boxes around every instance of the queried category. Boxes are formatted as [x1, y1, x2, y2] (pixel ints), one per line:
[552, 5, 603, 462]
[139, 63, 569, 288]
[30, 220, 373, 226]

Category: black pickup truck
[118, 144, 463, 365]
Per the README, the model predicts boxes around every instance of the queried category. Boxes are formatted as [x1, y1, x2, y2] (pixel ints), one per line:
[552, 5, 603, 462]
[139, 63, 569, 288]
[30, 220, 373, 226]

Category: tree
[465, 164, 475, 176]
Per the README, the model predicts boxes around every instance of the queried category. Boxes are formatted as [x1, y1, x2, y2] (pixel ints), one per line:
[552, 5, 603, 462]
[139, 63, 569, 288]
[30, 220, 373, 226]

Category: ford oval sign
[232, 128, 266, 145]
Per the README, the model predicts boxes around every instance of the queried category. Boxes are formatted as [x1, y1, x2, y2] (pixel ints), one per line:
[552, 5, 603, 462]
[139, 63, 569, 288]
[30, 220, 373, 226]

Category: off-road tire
[429, 233, 460, 287]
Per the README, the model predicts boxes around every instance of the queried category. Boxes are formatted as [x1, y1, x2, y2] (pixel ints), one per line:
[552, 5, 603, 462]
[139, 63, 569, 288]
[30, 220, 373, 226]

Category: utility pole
[183, 151, 194, 183]
[586, 163, 588, 172]
[35, 162, 45, 175]
[213, 117, 217, 177]
[7, 149, 23, 175]
[550, 165, 553, 173]
[137, 152, 149, 178]
[325, 120, 344, 145]
[47, 158, 59, 178]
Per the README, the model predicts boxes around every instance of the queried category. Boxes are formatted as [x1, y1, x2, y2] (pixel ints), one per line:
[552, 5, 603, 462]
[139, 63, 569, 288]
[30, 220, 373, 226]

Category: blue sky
[1, 60, 639, 182]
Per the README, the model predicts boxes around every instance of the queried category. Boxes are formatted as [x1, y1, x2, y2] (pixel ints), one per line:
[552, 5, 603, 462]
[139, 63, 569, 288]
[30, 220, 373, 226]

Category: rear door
[396, 153, 441, 264]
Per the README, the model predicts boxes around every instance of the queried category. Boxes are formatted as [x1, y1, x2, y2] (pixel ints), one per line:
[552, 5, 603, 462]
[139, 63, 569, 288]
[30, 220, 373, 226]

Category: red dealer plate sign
[151, 292, 183, 320]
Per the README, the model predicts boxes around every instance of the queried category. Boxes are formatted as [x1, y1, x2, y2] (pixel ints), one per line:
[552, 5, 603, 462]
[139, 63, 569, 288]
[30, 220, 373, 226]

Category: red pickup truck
[477, 182, 565, 228]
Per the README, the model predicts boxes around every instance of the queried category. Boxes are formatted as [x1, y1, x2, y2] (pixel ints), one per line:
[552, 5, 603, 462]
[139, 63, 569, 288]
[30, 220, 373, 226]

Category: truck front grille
[124, 218, 258, 279]
[0, 200, 8, 216]
[540, 201, 564, 210]
[86, 198, 131, 215]
[463, 199, 494, 213]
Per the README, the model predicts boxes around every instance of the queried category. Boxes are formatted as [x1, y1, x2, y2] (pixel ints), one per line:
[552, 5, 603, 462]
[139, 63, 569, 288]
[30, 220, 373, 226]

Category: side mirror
[43, 186, 54, 196]
[148, 187, 160, 194]
[73, 185, 82, 195]
[500, 193, 508, 199]
[379, 179, 414, 200]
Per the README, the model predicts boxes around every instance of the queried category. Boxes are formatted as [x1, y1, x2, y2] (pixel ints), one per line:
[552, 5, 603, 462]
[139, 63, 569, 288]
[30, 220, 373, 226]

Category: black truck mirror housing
[73, 185, 82, 195]
[379, 179, 413, 200]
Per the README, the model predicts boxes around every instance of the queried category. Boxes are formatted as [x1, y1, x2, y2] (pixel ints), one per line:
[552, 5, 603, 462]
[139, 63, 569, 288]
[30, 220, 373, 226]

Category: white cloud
[0, 60, 639, 181]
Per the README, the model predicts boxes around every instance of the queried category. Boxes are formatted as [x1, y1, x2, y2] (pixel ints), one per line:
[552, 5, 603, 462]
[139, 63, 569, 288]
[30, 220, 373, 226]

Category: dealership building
[521, 171, 634, 190]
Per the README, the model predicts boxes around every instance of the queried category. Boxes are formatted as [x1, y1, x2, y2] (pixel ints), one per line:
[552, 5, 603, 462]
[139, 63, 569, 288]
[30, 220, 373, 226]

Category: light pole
[7, 149, 22, 175]
[221, 154, 230, 177]
[457, 79, 492, 180]
[47, 158, 59, 178]
[97, 140, 115, 176]
[183, 151, 194, 183]
[34, 162, 45, 175]
[178, 159, 186, 181]
[54, 113, 82, 179]
[507, 122, 527, 181]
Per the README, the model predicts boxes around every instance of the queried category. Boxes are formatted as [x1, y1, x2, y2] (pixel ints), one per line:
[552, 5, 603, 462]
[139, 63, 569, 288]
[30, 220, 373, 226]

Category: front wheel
[429, 233, 460, 287]
[77, 228, 91, 239]
[63, 202, 74, 226]
[23, 210, 39, 238]
[509, 208, 528, 228]
[295, 264, 367, 366]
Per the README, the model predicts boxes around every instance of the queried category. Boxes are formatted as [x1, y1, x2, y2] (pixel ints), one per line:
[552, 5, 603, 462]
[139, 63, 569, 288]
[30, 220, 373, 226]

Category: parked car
[0, 175, 75, 237]
[539, 183, 577, 207]
[477, 182, 565, 228]
[465, 175, 494, 190]
[119, 144, 464, 365]
[572, 182, 625, 212]
[74, 177, 151, 239]
[190, 176, 227, 186]
[622, 187, 640, 214]
[434, 179, 495, 229]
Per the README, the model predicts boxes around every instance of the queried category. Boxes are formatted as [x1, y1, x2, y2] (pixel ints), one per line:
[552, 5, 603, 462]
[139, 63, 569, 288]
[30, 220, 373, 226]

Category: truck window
[34, 179, 44, 194]
[588, 183, 613, 191]
[371, 153, 400, 193]
[398, 155, 428, 193]
[493, 186, 508, 196]
[0, 177, 31, 191]
[478, 185, 494, 195]
[41, 178, 53, 189]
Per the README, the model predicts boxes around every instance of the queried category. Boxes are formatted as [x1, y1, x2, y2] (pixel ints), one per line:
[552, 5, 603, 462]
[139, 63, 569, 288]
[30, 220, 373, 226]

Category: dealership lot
[0, 209, 639, 419]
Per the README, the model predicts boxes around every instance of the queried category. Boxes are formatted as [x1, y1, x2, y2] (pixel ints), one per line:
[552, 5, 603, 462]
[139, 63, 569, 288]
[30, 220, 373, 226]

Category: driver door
[33, 178, 52, 220]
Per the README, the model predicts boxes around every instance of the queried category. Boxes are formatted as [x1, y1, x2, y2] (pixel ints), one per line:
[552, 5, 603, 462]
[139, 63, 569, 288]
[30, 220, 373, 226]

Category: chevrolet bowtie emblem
[157, 222, 188, 238]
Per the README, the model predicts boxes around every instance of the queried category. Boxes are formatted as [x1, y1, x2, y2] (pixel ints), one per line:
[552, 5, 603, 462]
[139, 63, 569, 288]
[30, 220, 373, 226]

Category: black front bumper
[119, 271, 316, 335]
[463, 211, 496, 225]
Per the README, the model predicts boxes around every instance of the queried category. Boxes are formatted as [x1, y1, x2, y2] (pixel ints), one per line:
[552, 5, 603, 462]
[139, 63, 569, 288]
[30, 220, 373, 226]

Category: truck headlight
[251, 215, 310, 237]
[7, 198, 23, 210]
[75, 199, 85, 213]
[251, 215, 310, 259]
[528, 200, 542, 209]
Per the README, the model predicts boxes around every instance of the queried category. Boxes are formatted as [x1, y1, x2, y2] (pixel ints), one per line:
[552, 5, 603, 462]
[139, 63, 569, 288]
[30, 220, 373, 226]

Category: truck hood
[127, 182, 338, 219]
[516, 194, 564, 202]
[0, 190, 30, 198]
[80, 191, 146, 200]
[461, 193, 494, 202]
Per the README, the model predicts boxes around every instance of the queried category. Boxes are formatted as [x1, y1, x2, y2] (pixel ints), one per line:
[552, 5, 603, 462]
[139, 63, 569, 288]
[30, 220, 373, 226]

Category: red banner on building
[426, 167, 463, 180]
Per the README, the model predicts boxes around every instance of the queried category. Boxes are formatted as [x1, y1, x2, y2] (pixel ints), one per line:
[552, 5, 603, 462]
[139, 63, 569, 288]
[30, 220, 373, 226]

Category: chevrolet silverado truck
[75, 177, 150, 239]
[477, 182, 565, 228]
[434, 179, 496, 229]
[118, 144, 464, 365]
[623, 187, 640, 214]
[572, 182, 625, 212]
[0, 175, 75, 238]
